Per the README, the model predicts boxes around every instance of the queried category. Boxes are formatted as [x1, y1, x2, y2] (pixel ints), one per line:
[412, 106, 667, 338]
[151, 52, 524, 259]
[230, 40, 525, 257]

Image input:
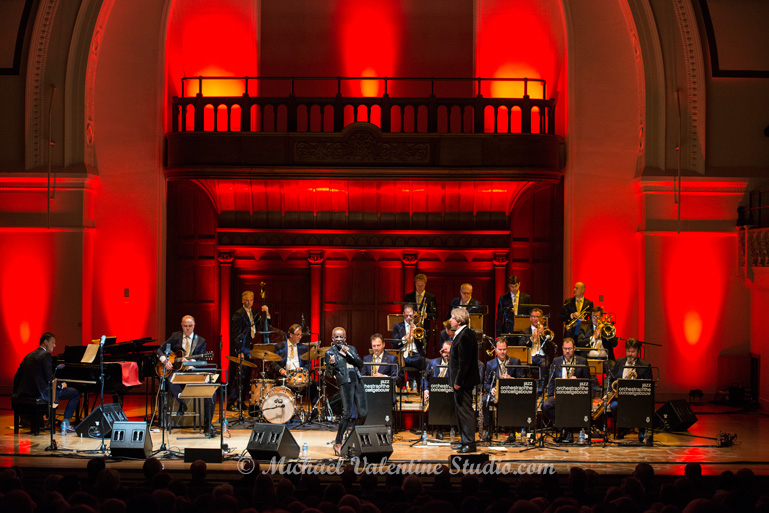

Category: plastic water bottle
[449, 427, 456, 442]
[521, 428, 526, 443]
[385, 415, 392, 442]
[61, 419, 69, 436]
[223, 417, 228, 434]
[578, 429, 586, 445]
[412, 380, 418, 392]
[422, 429, 428, 446]
[302, 442, 309, 459]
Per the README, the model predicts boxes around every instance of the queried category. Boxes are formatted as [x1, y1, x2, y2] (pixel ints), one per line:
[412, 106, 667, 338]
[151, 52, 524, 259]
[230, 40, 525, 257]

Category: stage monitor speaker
[247, 423, 299, 461]
[75, 403, 128, 438]
[184, 447, 223, 463]
[339, 425, 393, 462]
[110, 421, 152, 459]
[654, 399, 698, 431]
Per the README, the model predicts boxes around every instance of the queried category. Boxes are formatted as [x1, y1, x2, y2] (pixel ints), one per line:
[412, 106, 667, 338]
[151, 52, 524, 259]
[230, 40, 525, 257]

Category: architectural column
[308, 251, 325, 343]
[493, 252, 509, 318]
[402, 252, 418, 296]
[217, 250, 234, 366]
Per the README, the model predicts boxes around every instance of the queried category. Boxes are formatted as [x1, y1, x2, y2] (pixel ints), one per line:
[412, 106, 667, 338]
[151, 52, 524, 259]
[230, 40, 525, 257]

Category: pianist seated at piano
[13, 332, 80, 431]
[156, 315, 216, 434]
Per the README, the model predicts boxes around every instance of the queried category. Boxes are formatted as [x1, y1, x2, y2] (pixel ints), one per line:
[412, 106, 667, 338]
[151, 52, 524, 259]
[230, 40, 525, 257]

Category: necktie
[566, 359, 574, 378]
[513, 294, 518, 315]
[439, 360, 447, 377]
[576, 298, 582, 314]
[373, 355, 379, 375]
[183, 336, 190, 356]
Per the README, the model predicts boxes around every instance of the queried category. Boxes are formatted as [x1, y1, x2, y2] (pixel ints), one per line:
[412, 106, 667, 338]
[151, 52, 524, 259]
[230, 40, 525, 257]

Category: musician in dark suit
[542, 337, 590, 442]
[561, 282, 594, 338]
[392, 304, 425, 386]
[325, 327, 367, 456]
[362, 333, 399, 379]
[229, 290, 270, 407]
[481, 337, 525, 442]
[609, 338, 653, 442]
[575, 306, 618, 362]
[13, 332, 80, 429]
[271, 324, 318, 406]
[496, 275, 533, 339]
[157, 315, 216, 434]
[448, 307, 481, 453]
[448, 283, 482, 321]
[403, 273, 438, 352]
[515, 308, 551, 390]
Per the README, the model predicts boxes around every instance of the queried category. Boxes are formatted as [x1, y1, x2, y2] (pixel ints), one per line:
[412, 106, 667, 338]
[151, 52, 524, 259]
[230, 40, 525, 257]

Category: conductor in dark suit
[13, 332, 80, 428]
[403, 273, 438, 352]
[325, 327, 368, 456]
[496, 275, 533, 339]
[561, 282, 594, 338]
[610, 338, 653, 441]
[157, 315, 216, 434]
[481, 337, 525, 442]
[229, 290, 270, 407]
[542, 337, 590, 442]
[448, 307, 481, 453]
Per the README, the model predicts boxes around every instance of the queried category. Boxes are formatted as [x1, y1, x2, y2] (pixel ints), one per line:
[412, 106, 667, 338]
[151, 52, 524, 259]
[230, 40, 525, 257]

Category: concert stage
[1, 396, 766, 477]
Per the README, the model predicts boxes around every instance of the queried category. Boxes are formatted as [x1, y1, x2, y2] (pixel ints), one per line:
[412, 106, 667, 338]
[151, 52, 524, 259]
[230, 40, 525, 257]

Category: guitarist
[157, 315, 216, 435]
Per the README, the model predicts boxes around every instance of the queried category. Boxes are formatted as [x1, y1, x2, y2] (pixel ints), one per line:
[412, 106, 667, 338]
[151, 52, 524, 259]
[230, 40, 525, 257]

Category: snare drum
[287, 369, 309, 388]
[250, 379, 274, 405]
[260, 386, 296, 424]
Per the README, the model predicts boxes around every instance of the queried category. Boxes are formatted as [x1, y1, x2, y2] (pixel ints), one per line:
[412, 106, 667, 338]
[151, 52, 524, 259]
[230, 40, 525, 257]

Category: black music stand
[617, 376, 655, 445]
[497, 368, 538, 443]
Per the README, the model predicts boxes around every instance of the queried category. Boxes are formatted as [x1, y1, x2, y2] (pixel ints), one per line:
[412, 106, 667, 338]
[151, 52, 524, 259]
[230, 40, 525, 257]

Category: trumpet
[565, 303, 590, 330]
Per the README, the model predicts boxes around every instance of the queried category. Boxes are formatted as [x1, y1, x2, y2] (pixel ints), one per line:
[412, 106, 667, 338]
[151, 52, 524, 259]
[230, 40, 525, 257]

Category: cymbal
[302, 346, 330, 360]
[226, 355, 258, 368]
[252, 349, 282, 362]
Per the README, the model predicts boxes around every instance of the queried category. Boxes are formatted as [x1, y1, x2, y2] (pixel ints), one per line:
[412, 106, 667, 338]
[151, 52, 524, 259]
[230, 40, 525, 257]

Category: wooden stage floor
[1, 397, 767, 477]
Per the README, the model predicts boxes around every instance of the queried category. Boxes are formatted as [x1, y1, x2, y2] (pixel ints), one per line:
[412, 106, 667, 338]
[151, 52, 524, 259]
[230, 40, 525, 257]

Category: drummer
[272, 324, 318, 405]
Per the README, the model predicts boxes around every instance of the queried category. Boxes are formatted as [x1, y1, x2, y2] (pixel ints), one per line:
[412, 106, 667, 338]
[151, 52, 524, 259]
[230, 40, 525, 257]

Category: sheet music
[82, 344, 99, 363]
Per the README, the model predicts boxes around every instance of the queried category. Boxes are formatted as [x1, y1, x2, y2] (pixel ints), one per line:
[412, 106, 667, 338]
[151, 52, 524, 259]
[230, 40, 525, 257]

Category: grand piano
[54, 337, 158, 416]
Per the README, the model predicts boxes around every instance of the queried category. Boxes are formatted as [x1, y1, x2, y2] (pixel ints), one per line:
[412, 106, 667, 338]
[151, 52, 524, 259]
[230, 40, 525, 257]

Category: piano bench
[11, 397, 49, 436]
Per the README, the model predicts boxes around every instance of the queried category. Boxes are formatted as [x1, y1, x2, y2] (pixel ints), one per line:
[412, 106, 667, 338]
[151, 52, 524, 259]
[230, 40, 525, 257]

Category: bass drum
[260, 386, 296, 424]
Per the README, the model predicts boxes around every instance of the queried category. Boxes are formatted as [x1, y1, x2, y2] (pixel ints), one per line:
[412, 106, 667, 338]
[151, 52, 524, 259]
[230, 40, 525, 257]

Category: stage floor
[1, 397, 766, 477]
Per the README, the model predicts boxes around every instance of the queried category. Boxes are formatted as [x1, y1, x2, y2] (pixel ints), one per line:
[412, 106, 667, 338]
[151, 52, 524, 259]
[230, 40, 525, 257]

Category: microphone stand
[158, 342, 171, 452]
[98, 335, 107, 453]
[521, 363, 566, 453]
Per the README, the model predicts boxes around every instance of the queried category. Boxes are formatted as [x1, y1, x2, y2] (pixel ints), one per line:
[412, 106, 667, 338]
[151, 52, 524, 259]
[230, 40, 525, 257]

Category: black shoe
[451, 443, 463, 450]
[558, 429, 573, 443]
[616, 429, 628, 440]
[176, 401, 187, 416]
[505, 433, 516, 444]
[435, 431, 443, 440]
[482, 431, 492, 442]
[459, 444, 477, 453]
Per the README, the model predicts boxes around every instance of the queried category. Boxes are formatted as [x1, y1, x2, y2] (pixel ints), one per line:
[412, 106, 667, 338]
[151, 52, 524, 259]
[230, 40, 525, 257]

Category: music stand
[176, 376, 221, 440]
[507, 346, 531, 364]
[468, 314, 484, 331]
[496, 370, 538, 439]
[617, 377, 655, 445]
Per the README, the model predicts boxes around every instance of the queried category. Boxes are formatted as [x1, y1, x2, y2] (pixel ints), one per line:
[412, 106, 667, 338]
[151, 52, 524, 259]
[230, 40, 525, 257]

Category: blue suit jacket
[361, 351, 399, 378]
[272, 343, 310, 373]
[547, 356, 590, 397]
[483, 357, 525, 392]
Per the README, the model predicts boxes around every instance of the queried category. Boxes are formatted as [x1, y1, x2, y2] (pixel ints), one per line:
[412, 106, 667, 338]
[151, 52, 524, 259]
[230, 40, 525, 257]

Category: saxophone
[592, 362, 637, 420]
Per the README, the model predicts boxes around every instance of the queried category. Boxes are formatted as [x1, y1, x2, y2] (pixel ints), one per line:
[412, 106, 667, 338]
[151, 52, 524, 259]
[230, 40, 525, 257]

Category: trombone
[413, 300, 427, 340]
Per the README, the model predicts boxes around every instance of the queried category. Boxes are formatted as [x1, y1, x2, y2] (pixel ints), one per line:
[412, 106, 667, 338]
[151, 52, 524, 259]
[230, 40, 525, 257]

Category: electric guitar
[156, 349, 215, 378]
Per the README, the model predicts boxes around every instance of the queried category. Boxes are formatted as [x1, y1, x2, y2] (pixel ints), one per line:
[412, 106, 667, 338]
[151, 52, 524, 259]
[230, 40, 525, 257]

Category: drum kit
[226, 342, 333, 425]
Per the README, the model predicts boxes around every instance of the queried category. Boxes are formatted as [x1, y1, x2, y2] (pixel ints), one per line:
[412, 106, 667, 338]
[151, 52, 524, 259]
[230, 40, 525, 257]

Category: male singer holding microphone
[325, 327, 368, 457]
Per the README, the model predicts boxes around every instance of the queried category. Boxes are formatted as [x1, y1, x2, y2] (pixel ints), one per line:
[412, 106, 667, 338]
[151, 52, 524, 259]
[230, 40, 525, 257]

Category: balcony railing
[170, 76, 557, 135]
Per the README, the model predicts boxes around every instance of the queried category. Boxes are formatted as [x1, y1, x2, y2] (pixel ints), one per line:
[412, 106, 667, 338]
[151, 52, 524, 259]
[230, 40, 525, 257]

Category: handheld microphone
[99, 335, 106, 347]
